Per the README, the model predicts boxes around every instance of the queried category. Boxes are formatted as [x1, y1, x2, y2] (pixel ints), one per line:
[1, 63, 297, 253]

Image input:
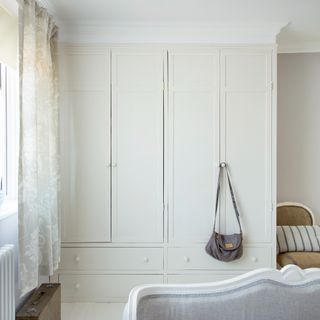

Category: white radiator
[0, 245, 15, 320]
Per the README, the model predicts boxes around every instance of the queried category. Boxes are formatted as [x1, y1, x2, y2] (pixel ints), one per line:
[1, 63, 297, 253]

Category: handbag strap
[213, 162, 242, 234]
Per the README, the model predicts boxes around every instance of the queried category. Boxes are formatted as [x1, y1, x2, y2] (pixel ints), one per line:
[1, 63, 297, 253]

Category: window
[0, 62, 18, 216]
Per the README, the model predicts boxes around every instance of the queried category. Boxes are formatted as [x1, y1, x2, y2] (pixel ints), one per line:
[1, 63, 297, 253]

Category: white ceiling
[46, 0, 320, 51]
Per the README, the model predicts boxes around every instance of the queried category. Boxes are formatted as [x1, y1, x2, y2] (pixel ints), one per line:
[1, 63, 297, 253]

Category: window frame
[0, 62, 18, 219]
[0, 63, 8, 196]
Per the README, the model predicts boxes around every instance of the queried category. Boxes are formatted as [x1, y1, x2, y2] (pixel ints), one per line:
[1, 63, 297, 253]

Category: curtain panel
[19, 0, 60, 296]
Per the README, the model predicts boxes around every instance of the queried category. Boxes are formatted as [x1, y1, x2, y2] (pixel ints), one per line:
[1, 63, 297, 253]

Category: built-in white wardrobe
[58, 45, 277, 302]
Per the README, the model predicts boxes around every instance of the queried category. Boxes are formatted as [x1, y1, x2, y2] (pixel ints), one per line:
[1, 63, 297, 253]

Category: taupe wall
[278, 52, 320, 223]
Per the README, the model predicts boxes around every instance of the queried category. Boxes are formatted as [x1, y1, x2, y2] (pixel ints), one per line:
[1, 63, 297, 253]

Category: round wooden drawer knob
[184, 256, 190, 263]
[75, 283, 80, 290]
[143, 257, 149, 263]
[251, 257, 258, 263]
[75, 256, 80, 262]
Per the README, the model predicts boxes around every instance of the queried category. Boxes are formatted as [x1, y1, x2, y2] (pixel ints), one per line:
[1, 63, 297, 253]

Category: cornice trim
[58, 21, 288, 44]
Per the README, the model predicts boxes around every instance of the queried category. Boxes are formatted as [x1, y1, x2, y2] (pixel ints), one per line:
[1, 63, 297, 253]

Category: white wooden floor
[62, 303, 126, 320]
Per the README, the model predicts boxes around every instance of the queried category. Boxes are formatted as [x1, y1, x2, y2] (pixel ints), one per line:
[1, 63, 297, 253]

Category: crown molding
[29, 1, 288, 45]
[278, 41, 320, 53]
[58, 21, 287, 44]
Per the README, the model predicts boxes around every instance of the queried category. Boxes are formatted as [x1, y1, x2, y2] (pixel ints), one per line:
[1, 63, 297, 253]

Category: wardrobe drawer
[60, 248, 164, 271]
[167, 273, 241, 284]
[168, 246, 271, 271]
[59, 274, 163, 302]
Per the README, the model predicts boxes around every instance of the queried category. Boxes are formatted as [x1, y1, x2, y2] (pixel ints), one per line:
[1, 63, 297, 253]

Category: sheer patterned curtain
[19, 0, 60, 296]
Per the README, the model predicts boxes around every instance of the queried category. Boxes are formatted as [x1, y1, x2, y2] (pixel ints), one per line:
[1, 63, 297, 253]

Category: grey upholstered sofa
[123, 265, 320, 320]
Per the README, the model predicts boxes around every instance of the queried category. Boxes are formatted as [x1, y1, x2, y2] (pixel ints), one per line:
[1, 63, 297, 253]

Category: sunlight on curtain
[19, 0, 59, 296]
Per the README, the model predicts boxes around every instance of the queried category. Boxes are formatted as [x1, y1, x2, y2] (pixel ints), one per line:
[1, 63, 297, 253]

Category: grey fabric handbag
[205, 163, 243, 262]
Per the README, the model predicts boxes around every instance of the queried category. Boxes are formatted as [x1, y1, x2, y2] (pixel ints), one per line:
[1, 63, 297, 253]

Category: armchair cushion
[277, 225, 320, 254]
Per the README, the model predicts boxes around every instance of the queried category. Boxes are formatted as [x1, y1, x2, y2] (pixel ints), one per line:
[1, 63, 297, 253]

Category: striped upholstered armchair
[277, 202, 320, 269]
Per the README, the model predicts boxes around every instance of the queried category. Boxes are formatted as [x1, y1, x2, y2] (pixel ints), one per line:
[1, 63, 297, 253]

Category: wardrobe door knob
[112, 163, 118, 168]
[184, 256, 190, 263]
[251, 257, 258, 263]
[143, 257, 149, 263]
[75, 283, 80, 290]
[75, 256, 80, 263]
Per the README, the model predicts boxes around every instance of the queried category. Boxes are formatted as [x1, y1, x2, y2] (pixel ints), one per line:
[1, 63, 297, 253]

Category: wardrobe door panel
[112, 49, 164, 243]
[61, 48, 111, 243]
[61, 53, 108, 91]
[172, 54, 218, 90]
[224, 54, 267, 90]
[221, 49, 272, 243]
[168, 49, 219, 244]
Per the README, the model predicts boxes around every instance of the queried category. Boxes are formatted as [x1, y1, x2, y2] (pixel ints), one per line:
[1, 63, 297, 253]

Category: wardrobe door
[168, 48, 220, 244]
[60, 47, 111, 242]
[220, 49, 273, 243]
[111, 48, 164, 243]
